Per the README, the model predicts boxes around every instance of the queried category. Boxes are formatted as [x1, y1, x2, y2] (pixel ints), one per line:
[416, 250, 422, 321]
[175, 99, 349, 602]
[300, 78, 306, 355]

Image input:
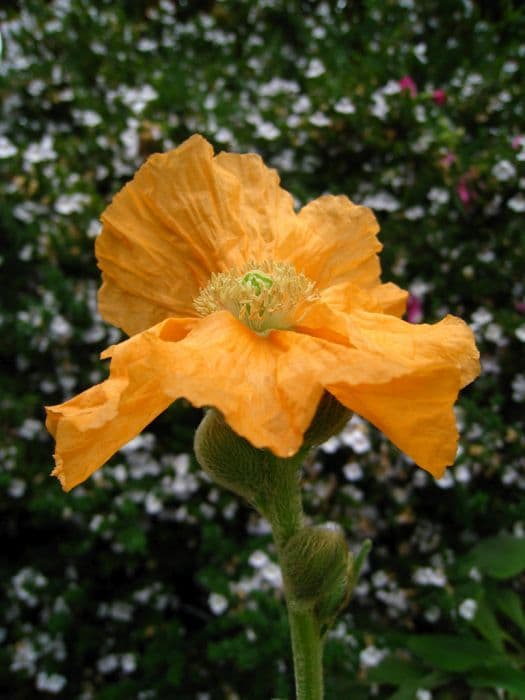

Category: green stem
[260, 455, 324, 700]
[193, 412, 326, 699]
[287, 606, 324, 700]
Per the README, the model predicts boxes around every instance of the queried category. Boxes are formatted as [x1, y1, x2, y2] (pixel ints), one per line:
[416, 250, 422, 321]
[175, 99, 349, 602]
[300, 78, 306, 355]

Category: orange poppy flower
[45, 134, 480, 491]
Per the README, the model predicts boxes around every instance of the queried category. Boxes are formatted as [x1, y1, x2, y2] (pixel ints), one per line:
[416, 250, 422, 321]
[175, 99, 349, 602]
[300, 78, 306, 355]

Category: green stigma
[241, 270, 274, 295]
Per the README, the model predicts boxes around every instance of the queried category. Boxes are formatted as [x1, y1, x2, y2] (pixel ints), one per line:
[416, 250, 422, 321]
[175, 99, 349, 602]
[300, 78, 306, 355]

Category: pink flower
[456, 177, 471, 205]
[515, 301, 525, 314]
[406, 295, 423, 323]
[399, 75, 418, 97]
[511, 135, 523, 150]
[440, 152, 457, 169]
[432, 89, 447, 106]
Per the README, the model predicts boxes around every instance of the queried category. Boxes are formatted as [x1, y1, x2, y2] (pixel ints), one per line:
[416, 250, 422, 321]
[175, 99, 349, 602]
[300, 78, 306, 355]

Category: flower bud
[281, 524, 352, 615]
[194, 408, 266, 504]
[303, 392, 352, 448]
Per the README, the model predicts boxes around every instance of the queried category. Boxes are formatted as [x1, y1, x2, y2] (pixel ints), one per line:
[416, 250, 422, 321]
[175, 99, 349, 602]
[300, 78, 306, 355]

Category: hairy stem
[260, 456, 324, 700]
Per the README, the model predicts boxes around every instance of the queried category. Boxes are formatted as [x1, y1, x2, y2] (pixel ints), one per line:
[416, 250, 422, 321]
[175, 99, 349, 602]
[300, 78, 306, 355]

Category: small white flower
[471, 307, 493, 327]
[255, 121, 280, 140]
[320, 435, 340, 454]
[261, 562, 282, 587]
[416, 690, 432, 700]
[414, 42, 427, 63]
[455, 465, 471, 483]
[0, 136, 17, 158]
[427, 187, 450, 204]
[334, 97, 356, 114]
[436, 471, 455, 489]
[359, 645, 388, 668]
[515, 325, 525, 342]
[342, 430, 371, 454]
[35, 672, 66, 694]
[309, 111, 331, 127]
[413, 567, 447, 587]
[293, 95, 311, 114]
[49, 314, 72, 341]
[370, 93, 389, 119]
[512, 374, 525, 402]
[508, 194, 525, 212]
[97, 654, 119, 674]
[55, 193, 90, 215]
[485, 322, 507, 345]
[492, 160, 516, 181]
[459, 598, 478, 620]
[73, 109, 102, 127]
[382, 80, 401, 96]
[208, 592, 228, 615]
[305, 58, 325, 78]
[145, 492, 163, 515]
[17, 418, 44, 440]
[121, 653, 137, 673]
[372, 570, 389, 588]
[87, 220, 102, 238]
[343, 462, 363, 481]
[469, 567, 482, 581]
[248, 550, 269, 568]
[215, 127, 233, 143]
[137, 38, 157, 52]
[24, 135, 57, 164]
[362, 191, 400, 212]
[405, 205, 425, 220]
[259, 78, 299, 97]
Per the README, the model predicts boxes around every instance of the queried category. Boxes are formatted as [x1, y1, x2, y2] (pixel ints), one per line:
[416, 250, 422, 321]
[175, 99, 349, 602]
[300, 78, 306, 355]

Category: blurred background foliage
[1, 0, 525, 698]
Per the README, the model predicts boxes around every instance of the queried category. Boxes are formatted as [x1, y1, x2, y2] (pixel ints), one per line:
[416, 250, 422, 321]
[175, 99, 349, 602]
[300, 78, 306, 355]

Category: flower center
[194, 260, 317, 334]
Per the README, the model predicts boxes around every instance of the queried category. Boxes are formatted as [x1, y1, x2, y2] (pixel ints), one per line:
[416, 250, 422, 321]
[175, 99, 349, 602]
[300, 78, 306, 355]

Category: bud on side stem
[281, 524, 351, 606]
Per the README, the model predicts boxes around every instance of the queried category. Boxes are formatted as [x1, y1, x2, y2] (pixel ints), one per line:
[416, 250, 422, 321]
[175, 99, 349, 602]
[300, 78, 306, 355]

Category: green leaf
[492, 587, 525, 634]
[465, 535, 525, 579]
[406, 635, 505, 672]
[368, 655, 425, 683]
[386, 672, 448, 700]
[471, 596, 507, 651]
[467, 666, 525, 695]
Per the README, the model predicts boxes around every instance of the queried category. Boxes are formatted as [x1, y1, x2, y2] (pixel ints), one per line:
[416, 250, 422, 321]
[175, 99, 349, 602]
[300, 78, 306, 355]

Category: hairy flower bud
[194, 408, 267, 504]
[281, 524, 352, 611]
[194, 394, 350, 511]
[303, 392, 352, 447]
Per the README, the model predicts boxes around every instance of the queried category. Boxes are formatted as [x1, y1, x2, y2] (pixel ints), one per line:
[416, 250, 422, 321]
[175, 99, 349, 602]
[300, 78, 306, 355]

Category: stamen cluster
[194, 260, 317, 334]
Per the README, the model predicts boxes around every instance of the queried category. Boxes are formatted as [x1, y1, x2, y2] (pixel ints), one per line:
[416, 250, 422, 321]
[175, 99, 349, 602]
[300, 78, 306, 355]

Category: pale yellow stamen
[194, 260, 317, 334]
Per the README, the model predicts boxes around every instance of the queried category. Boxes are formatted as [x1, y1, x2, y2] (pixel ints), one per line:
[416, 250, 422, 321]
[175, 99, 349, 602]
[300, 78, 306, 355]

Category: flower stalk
[194, 405, 365, 700]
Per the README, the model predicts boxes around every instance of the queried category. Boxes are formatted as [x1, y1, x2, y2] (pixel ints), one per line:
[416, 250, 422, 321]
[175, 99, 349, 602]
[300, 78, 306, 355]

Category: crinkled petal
[278, 195, 383, 291]
[46, 318, 197, 491]
[97, 135, 301, 336]
[346, 310, 480, 388]
[367, 282, 409, 317]
[327, 365, 462, 477]
[214, 150, 299, 251]
[98, 135, 238, 334]
[319, 280, 408, 317]
[46, 312, 328, 490]
[287, 303, 479, 477]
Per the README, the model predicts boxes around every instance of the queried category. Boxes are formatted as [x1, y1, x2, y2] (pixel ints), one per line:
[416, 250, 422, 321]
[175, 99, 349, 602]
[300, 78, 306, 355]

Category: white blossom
[208, 592, 228, 615]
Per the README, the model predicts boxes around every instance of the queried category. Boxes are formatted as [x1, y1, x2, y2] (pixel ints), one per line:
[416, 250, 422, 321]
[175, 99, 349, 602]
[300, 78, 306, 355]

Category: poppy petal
[281, 302, 478, 476]
[97, 134, 275, 336]
[214, 150, 299, 254]
[280, 195, 382, 290]
[46, 313, 328, 490]
[346, 311, 480, 388]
